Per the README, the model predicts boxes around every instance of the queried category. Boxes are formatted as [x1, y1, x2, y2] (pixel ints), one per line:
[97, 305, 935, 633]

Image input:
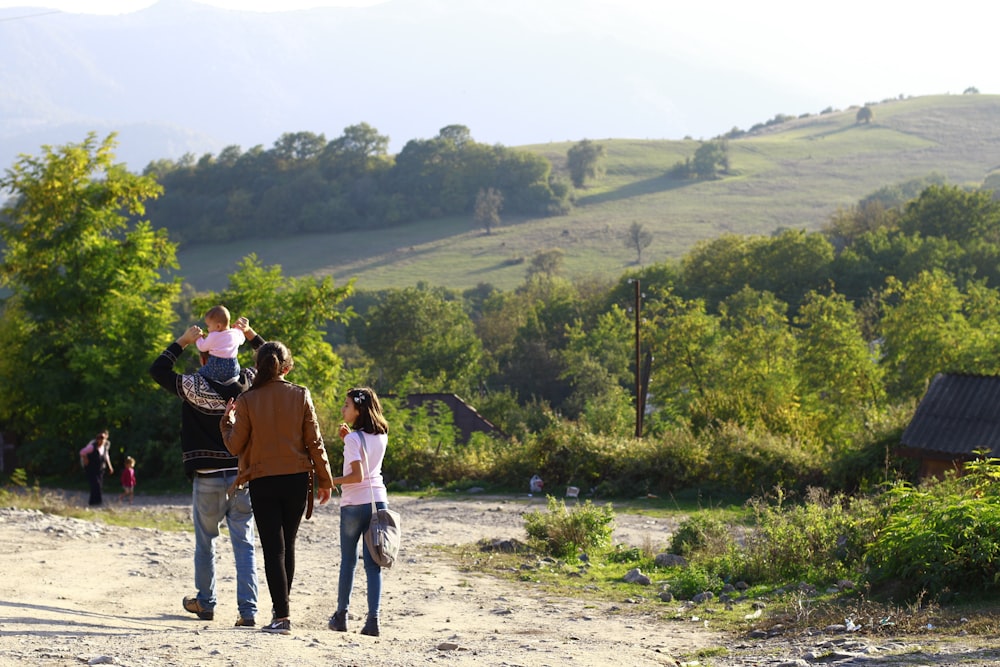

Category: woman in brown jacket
[220, 341, 334, 635]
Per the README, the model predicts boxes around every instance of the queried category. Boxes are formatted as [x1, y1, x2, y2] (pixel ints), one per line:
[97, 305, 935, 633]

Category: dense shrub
[864, 459, 1000, 598]
[670, 514, 734, 559]
[523, 496, 615, 559]
[733, 487, 878, 585]
[661, 486, 882, 593]
[666, 564, 726, 599]
[702, 422, 826, 494]
[606, 544, 644, 564]
[825, 401, 918, 492]
[515, 421, 616, 492]
[597, 428, 711, 496]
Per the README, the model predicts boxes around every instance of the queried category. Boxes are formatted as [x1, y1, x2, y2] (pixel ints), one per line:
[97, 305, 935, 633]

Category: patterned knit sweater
[149, 337, 263, 477]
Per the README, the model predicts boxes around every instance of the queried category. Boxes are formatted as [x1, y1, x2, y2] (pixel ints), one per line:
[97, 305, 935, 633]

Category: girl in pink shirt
[119, 456, 136, 504]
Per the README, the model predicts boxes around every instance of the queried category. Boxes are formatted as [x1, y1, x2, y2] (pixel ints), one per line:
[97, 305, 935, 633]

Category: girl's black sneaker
[261, 618, 290, 635]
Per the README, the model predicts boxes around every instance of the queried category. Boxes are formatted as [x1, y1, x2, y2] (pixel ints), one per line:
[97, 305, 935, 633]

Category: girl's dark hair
[347, 387, 389, 434]
[250, 341, 292, 389]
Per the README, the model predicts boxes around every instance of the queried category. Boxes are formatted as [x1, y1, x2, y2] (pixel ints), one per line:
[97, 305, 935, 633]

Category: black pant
[86, 468, 104, 505]
[85, 450, 105, 506]
[249, 472, 309, 619]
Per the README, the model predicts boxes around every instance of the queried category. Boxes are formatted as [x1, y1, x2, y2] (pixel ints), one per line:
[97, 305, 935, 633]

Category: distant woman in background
[328, 387, 389, 638]
[220, 341, 334, 635]
[79, 430, 113, 507]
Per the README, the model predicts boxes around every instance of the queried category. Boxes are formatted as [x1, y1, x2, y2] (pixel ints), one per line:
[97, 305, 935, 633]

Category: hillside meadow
[172, 94, 1000, 293]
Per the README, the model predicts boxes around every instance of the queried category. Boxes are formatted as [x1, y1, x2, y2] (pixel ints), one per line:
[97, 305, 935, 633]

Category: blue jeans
[338, 502, 386, 617]
[192, 472, 258, 619]
[198, 355, 239, 383]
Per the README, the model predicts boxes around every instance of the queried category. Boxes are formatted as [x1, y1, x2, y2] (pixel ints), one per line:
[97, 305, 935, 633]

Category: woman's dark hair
[250, 341, 293, 389]
[347, 387, 389, 434]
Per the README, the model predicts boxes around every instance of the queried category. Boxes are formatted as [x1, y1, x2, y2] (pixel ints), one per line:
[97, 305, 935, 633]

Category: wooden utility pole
[632, 278, 643, 438]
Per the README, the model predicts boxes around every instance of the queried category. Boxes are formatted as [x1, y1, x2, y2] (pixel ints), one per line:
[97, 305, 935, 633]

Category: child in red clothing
[119, 456, 136, 504]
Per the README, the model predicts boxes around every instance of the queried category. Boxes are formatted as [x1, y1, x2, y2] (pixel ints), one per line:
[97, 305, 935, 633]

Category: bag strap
[357, 431, 378, 513]
[305, 469, 314, 520]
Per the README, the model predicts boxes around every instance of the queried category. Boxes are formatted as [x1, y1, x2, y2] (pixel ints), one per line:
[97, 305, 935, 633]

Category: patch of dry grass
[0, 484, 190, 532]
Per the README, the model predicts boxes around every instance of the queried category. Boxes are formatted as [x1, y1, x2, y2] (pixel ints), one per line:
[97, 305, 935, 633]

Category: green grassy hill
[174, 94, 1000, 293]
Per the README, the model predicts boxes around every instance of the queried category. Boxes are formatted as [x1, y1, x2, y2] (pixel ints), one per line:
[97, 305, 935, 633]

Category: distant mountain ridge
[1, 0, 809, 173]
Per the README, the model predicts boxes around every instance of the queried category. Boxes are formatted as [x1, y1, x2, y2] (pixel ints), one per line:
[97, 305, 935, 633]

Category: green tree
[822, 200, 900, 251]
[527, 248, 565, 279]
[880, 271, 1000, 399]
[0, 133, 180, 474]
[361, 286, 485, 395]
[437, 124, 473, 147]
[899, 184, 1000, 245]
[559, 305, 633, 423]
[644, 289, 722, 422]
[566, 139, 606, 188]
[749, 229, 835, 311]
[794, 290, 885, 440]
[692, 139, 729, 179]
[321, 122, 391, 177]
[272, 131, 327, 166]
[708, 288, 801, 434]
[623, 221, 653, 264]
[496, 276, 584, 410]
[681, 231, 834, 313]
[474, 186, 503, 235]
[681, 234, 755, 309]
[856, 106, 874, 124]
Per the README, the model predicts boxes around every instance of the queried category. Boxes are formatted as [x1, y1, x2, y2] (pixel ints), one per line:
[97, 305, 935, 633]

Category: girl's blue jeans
[338, 501, 386, 617]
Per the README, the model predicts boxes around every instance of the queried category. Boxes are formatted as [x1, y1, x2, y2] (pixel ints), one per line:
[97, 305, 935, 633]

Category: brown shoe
[234, 616, 255, 627]
[182, 595, 214, 621]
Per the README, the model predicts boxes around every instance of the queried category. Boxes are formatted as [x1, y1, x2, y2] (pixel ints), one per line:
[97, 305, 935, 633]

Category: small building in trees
[898, 373, 1000, 479]
[402, 393, 501, 443]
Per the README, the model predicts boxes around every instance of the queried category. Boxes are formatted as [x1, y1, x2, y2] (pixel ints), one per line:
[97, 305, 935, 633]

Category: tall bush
[524, 496, 615, 559]
[865, 459, 1000, 598]
[734, 487, 877, 585]
[702, 423, 825, 494]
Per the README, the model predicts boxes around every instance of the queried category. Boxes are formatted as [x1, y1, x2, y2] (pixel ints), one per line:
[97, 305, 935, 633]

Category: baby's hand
[234, 317, 249, 332]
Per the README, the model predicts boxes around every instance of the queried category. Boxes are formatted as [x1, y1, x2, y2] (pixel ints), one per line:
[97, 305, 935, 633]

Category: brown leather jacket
[220, 378, 334, 490]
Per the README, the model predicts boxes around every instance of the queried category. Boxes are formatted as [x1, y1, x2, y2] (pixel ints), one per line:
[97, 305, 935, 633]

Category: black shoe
[182, 595, 214, 621]
[234, 616, 255, 627]
[328, 610, 347, 632]
[261, 618, 291, 635]
[360, 614, 379, 637]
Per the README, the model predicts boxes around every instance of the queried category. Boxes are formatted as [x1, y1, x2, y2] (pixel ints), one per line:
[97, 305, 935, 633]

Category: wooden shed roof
[900, 373, 1000, 459]
[399, 393, 501, 443]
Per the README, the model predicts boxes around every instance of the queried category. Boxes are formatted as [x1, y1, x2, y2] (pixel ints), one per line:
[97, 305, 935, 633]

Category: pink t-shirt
[195, 328, 245, 359]
[121, 467, 136, 489]
[340, 431, 388, 506]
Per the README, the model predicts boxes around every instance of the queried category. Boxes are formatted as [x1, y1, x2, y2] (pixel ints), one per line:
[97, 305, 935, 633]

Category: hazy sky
[1, 0, 995, 164]
[0, 0, 385, 12]
[1, 0, 992, 106]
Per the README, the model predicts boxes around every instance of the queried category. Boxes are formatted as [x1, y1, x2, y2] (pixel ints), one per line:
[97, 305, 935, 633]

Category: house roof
[398, 393, 501, 443]
[900, 373, 1000, 459]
